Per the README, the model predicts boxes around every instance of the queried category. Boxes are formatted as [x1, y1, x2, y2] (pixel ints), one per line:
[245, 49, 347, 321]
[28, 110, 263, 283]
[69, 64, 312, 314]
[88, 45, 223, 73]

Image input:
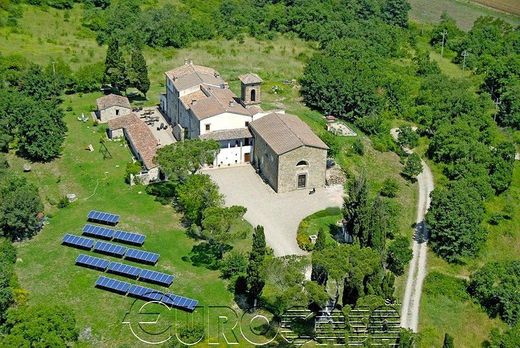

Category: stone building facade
[95, 94, 132, 123]
[250, 112, 328, 193]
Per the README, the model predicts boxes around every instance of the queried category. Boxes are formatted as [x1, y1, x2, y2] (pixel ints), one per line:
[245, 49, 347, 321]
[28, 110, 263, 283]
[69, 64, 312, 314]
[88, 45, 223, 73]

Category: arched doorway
[250, 89, 256, 102]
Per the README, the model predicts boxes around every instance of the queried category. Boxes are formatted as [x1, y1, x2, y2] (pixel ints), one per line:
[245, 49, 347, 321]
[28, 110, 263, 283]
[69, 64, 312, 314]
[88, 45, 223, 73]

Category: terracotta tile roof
[108, 113, 158, 169]
[189, 85, 252, 120]
[96, 94, 131, 111]
[239, 73, 263, 84]
[165, 63, 226, 91]
[250, 113, 329, 155]
[179, 88, 208, 109]
[199, 128, 252, 141]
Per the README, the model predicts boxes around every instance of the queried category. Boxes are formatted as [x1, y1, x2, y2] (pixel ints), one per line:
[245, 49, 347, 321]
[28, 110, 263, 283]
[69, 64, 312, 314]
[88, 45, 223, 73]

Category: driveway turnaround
[204, 165, 344, 256]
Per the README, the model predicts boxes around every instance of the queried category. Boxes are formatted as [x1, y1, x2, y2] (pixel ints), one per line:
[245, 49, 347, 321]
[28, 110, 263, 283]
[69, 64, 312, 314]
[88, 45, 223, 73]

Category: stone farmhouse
[160, 61, 329, 192]
[108, 113, 160, 184]
[95, 94, 132, 123]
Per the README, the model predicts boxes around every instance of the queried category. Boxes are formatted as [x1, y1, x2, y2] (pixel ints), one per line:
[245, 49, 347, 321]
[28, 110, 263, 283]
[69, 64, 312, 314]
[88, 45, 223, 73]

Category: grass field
[471, 0, 520, 16]
[409, 0, 520, 30]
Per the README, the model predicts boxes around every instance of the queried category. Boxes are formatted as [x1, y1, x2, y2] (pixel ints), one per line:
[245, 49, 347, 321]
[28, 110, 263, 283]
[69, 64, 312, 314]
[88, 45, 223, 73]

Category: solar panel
[161, 293, 198, 311]
[139, 269, 174, 287]
[113, 230, 145, 246]
[127, 284, 163, 301]
[82, 224, 114, 240]
[62, 234, 95, 250]
[87, 210, 120, 225]
[125, 248, 159, 265]
[95, 276, 131, 294]
[93, 241, 127, 257]
[75, 254, 110, 271]
[107, 262, 142, 279]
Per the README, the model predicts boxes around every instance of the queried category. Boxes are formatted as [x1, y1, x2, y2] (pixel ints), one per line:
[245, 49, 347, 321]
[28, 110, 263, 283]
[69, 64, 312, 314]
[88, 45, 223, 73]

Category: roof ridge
[274, 113, 305, 147]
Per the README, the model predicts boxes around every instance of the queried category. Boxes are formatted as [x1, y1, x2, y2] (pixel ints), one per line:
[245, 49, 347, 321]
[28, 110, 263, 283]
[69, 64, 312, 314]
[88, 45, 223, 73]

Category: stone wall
[99, 106, 131, 123]
[277, 146, 327, 193]
[251, 132, 279, 192]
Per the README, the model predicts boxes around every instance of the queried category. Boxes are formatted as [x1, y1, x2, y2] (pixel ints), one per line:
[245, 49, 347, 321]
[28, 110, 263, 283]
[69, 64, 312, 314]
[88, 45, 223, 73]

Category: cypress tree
[103, 39, 127, 93]
[129, 47, 150, 97]
[246, 225, 266, 306]
[368, 196, 386, 252]
[314, 228, 327, 251]
[442, 333, 455, 348]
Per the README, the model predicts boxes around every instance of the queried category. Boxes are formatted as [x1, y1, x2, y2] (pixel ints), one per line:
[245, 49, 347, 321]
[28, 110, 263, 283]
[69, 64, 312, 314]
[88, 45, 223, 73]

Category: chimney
[229, 100, 236, 107]
[191, 100, 197, 106]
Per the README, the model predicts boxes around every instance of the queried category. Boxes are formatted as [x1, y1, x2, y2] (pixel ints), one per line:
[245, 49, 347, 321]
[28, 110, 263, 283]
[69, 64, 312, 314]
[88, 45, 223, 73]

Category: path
[390, 128, 434, 332]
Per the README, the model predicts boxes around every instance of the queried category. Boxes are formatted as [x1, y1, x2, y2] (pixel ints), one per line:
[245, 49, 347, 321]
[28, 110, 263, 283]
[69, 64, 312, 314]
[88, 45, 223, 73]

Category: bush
[397, 126, 419, 148]
[352, 138, 365, 155]
[219, 251, 248, 279]
[380, 178, 399, 198]
[125, 161, 142, 184]
[386, 235, 412, 275]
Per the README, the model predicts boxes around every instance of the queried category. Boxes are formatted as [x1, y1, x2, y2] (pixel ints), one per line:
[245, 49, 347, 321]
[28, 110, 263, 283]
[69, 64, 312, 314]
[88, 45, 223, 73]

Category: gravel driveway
[204, 165, 344, 256]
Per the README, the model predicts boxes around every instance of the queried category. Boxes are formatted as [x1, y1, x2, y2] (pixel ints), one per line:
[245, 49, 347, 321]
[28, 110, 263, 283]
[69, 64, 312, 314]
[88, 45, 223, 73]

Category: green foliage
[381, 0, 411, 28]
[414, 50, 441, 76]
[247, 225, 266, 304]
[442, 333, 455, 348]
[103, 39, 127, 93]
[430, 12, 465, 51]
[175, 174, 223, 226]
[386, 235, 412, 276]
[156, 139, 220, 185]
[0, 305, 78, 347]
[380, 178, 399, 198]
[301, 40, 385, 120]
[173, 322, 205, 346]
[125, 161, 142, 184]
[423, 271, 470, 301]
[397, 126, 419, 148]
[73, 62, 104, 93]
[399, 328, 418, 348]
[0, 174, 44, 241]
[201, 205, 247, 257]
[314, 228, 326, 251]
[0, 238, 16, 323]
[128, 47, 150, 97]
[352, 138, 365, 155]
[426, 181, 486, 262]
[219, 250, 248, 279]
[402, 153, 422, 180]
[487, 323, 520, 348]
[303, 281, 329, 307]
[468, 261, 520, 326]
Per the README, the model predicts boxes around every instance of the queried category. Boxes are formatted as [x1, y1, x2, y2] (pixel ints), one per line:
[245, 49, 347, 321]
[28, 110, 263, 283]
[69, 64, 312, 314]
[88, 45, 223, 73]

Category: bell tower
[239, 73, 263, 106]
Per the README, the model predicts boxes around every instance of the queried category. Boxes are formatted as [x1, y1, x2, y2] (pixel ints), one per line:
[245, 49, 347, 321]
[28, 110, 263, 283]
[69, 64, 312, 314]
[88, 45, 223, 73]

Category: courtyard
[205, 165, 344, 256]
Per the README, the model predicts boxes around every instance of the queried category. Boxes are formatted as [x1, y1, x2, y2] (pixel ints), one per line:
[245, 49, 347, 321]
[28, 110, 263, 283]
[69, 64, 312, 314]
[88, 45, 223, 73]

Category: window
[245, 121, 249, 127]
[116, 109, 119, 116]
[244, 138, 250, 146]
[251, 89, 256, 102]
[296, 160, 308, 166]
[205, 124, 211, 131]
[235, 140, 240, 146]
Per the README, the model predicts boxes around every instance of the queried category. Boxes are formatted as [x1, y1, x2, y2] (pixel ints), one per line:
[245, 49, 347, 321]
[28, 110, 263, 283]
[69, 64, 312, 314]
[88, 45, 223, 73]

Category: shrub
[125, 161, 142, 184]
[352, 138, 365, 155]
[380, 178, 399, 198]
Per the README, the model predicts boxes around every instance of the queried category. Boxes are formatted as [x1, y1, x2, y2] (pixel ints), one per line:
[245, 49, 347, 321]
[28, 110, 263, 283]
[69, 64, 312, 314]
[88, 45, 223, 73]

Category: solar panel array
[62, 234, 95, 250]
[87, 210, 120, 225]
[139, 269, 174, 287]
[93, 241, 127, 257]
[107, 262, 141, 279]
[82, 224, 114, 240]
[76, 254, 110, 271]
[125, 248, 159, 265]
[113, 230, 145, 246]
[82, 224, 145, 246]
[96, 276, 198, 311]
[62, 210, 198, 312]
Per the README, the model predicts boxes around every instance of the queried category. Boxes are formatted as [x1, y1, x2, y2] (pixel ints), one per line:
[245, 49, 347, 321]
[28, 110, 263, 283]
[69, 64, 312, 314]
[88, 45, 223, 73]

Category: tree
[402, 153, 422, 180]
[381, 0, 410, 28]
[246, 225, 266, 305]
[488, 142, 515, 193]
[497, 79, 520, 129]
[488, 324, 520, 348]
[0, 175, 43, 241]
[201, 205, 247, 258]
[399, 328, 417, 347]
[386, 235, 412, 275]
[175, 174, 223, 225]
[443, 333, 455, 348]
[314, 228, 327, 251]
[16, 64, 63, 101]
[397, 126, 418, 148]
[0, 305, 78, 346]
[103, 39, 127, 93]
[426, 181, 486, 262]
[0, 238, 16, 323]
[380, 178, 399, 198]
[129, 47, 150, 97]
[156, 139, 220, 184]
[343, 174, 370, 245]
[468, 261, 520, 326]
[219, 251, 248, 279]
[367, 196, 386, 251]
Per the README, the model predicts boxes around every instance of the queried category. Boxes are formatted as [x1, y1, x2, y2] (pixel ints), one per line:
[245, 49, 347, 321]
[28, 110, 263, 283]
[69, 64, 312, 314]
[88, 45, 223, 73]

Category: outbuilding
[95, 94, 132, 123]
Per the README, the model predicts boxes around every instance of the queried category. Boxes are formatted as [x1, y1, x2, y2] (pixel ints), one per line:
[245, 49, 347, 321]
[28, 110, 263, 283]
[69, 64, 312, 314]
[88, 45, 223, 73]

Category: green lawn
[11, 92, 244, 346]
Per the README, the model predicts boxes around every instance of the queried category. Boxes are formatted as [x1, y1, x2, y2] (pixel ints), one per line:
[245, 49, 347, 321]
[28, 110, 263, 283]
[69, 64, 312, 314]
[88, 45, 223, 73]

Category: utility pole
[493, 97, 501, 122]
[461, 50, 469, 71]
[440, 30, 448, 57]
